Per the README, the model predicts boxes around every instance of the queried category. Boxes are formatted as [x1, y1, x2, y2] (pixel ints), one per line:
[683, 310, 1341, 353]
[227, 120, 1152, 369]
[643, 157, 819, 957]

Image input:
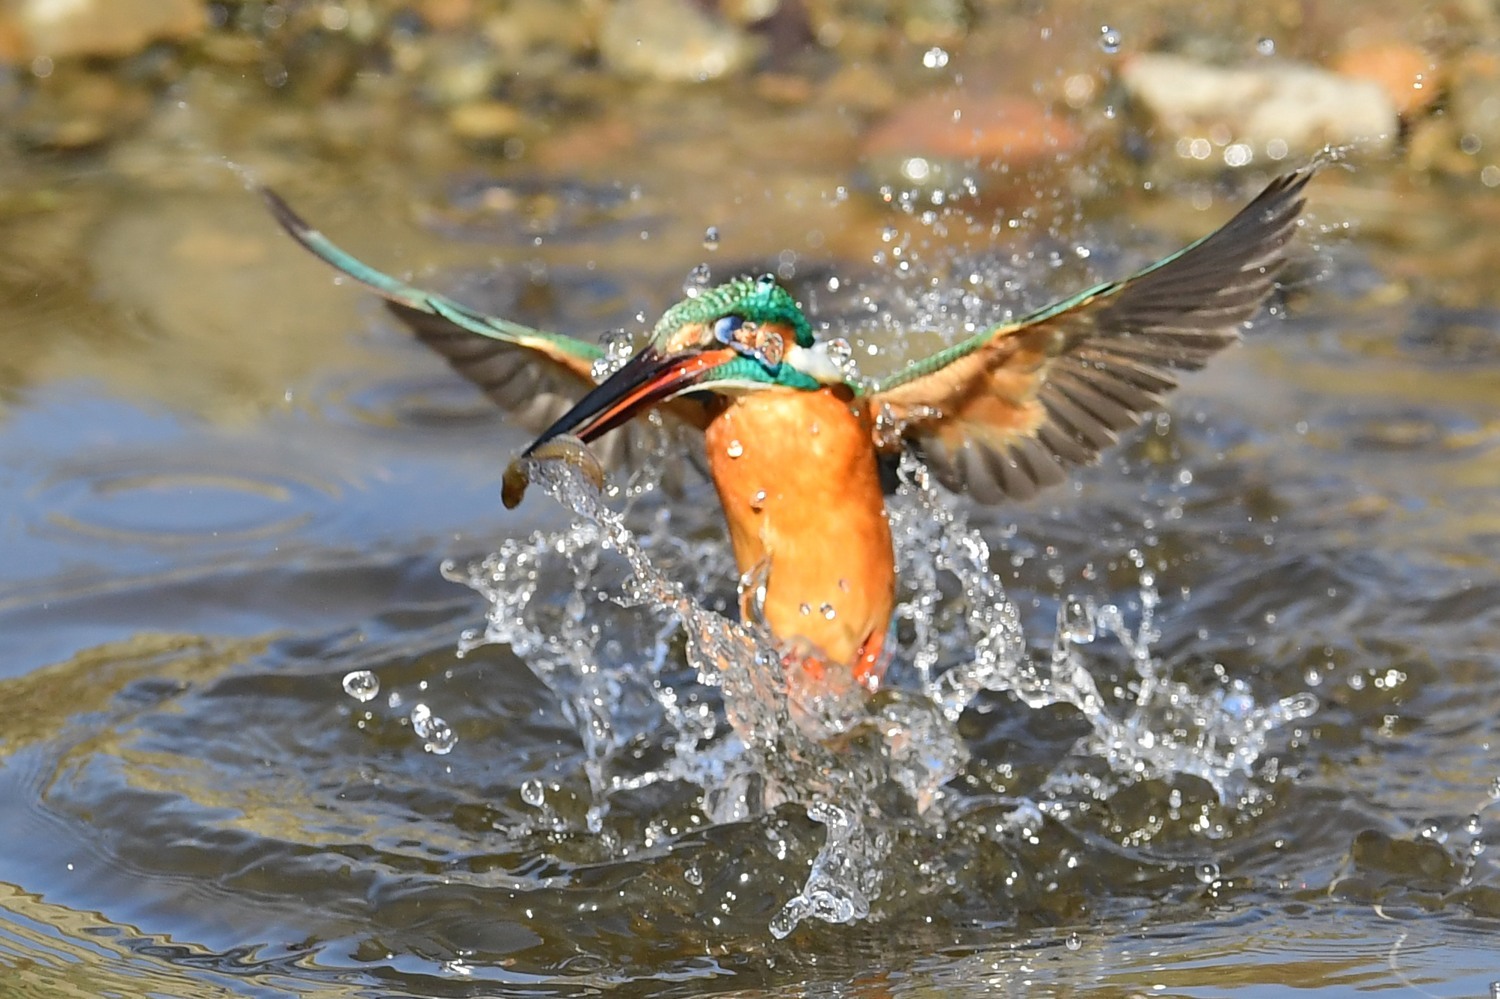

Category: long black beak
[521, 344, 734, 456]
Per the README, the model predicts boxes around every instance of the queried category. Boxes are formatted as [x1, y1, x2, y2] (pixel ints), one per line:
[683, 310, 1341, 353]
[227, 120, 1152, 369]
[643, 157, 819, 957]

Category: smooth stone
[448, 100, 524, 143]
[1332, 41, 1437, 117]
[858, 92, 1084, 199]
[14, 0, 204, 60]
[1448, 52, 1500, 169]
[598, 0, 755, 82]
[1121, 53, 1398, 164]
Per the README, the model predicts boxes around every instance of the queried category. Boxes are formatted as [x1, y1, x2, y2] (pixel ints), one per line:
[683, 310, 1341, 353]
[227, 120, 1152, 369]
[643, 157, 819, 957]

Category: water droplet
[1417, 819, 1447, 843]
[799, 603, 812, 616]
[726, 439, 744, 459]
[683, 262, 712, 297]
[342, 670, 380, 703]
[591, 330, 635, 381]
[838, 578, 851, 592]
[520, 779, 545, 807]
[1098, 25, 1121, 54]
[410, 703, 457, 754]
[1466, 813, 1484, 835]
[921, 46, 949, 69]
[423, 717, 457, 754]
[1490, 776, 1500, 800]
[1194, 861, 1220, 884]
[1060, 598, 1096, 645]
[749, 489, 767, 511]
[880, 226, 899, 244]
[821, 603, 836, 620]
[702, 226, 720, 251]
[1065, 931, 1082, 951]
[684, 863, 703, 886]
[1256, 37, 1275, 56]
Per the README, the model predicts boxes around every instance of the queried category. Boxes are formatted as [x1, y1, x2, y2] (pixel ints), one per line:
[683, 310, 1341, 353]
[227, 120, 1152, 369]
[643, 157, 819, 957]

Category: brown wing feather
[869, 167, 1313, 502]
[260, 186, 710, 493]
[385, 302, 712, 494]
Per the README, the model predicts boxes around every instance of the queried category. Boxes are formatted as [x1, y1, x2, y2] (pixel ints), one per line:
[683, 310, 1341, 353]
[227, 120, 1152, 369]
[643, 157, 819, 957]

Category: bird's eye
[712, 316, 744, 343]
[712, 314, 782, 373]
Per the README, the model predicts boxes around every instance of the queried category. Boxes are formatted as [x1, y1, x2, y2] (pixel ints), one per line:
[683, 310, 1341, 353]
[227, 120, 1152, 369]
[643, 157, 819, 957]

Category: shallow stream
[2, 8, 1500, 995]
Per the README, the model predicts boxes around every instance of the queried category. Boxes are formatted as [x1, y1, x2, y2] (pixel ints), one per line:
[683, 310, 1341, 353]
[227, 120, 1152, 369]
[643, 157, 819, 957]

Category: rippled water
[4, 52, 1500, 999]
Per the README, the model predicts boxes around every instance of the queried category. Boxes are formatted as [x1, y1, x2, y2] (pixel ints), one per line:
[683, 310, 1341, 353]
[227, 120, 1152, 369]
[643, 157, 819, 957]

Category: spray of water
[428, 450, 1317, 936]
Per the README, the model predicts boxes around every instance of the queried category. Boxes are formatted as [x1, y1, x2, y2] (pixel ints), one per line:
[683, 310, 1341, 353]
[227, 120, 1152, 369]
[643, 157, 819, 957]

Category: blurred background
[1, 1, 1499, 996]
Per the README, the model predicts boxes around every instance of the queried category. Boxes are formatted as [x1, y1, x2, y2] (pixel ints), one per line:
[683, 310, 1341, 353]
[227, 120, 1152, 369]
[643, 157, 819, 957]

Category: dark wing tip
[901, 163, 1319, 506]
[259, 186, 318, 244]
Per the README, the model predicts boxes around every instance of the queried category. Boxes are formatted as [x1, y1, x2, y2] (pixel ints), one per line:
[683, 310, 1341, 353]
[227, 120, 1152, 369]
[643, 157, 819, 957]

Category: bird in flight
[266, 166, 1310, 692]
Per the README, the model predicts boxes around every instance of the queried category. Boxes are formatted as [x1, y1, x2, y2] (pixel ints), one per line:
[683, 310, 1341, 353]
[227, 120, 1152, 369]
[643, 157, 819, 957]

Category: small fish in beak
[501, 434, 605, 508]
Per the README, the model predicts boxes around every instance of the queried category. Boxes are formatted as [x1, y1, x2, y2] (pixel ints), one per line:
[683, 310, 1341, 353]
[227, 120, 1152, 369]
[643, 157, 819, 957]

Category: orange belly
[704, 388, 896, 688]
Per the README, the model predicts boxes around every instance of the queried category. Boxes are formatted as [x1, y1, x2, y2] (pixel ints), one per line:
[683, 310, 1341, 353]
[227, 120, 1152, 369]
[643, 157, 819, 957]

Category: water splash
[886, 455, 1316, 802]
[589, 329, 636, 382]
[683, 262, 713, 297]
[444, 451, 1314, 934]
[411, 703, 458, 755]
[342, 669, 379, 703]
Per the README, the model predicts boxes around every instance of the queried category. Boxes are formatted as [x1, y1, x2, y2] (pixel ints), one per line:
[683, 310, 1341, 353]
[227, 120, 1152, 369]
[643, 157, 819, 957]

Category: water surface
[2, 14, 1500, 997]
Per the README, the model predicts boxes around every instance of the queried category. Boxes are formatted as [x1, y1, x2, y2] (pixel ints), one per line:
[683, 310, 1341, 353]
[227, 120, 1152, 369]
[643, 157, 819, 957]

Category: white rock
[598, 0, 755, 83]
[17, 0, 204, 59]
[1122, 53, 1398, 162]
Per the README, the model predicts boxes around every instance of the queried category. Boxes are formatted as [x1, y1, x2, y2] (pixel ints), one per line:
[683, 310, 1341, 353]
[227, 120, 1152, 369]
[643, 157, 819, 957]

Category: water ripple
[29, 451, 340, 547]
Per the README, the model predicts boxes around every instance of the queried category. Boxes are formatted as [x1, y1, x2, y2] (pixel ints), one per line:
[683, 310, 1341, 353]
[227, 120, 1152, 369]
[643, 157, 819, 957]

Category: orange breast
[703, 388, 895, 686]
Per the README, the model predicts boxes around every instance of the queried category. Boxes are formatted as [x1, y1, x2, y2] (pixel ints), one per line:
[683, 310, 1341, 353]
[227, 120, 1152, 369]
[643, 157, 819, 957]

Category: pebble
[0, 16, 24, 62]
[448, 100, 524, 144]
[419, 0, 476, 33]
[10, 0, 204, 60]
[864, 93, 1082, 162]
[1447, 53, 1500, 168]
[823, 62, 899, 114]
[1332, 41, 1436, 117]
[482, 0, 592, 78]
[598, 0, 756, 83]
[860, 92, 1083, 197]
[1121, 53, 1398, 165]
[12, 69, 152, 151]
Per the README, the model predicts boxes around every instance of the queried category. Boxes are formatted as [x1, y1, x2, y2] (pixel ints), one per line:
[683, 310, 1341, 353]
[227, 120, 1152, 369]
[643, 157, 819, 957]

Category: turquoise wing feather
[263, 189, 710, 491]
[865, 166, 1313, 503]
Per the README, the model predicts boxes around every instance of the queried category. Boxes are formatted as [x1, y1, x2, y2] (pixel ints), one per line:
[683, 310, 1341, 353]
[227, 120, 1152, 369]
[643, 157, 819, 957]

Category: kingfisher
[265, 167, 1310, 692]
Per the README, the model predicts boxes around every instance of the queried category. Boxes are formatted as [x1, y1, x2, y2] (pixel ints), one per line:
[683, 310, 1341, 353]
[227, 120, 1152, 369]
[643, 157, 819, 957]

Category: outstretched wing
[263, 189, 710, 491]
[864, 166, 1312, 502]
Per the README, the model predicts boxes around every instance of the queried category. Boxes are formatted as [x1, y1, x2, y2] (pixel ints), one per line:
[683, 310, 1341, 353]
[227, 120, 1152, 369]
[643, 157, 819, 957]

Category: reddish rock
[0, 14, 25, 63]
[419, 0, 475, 33]
[862, 92, 1082, 165]
[1333, 41, 1437, 117]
